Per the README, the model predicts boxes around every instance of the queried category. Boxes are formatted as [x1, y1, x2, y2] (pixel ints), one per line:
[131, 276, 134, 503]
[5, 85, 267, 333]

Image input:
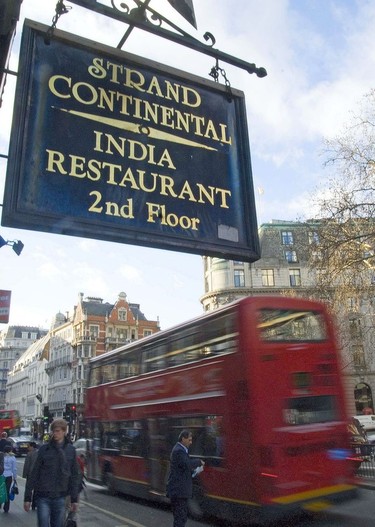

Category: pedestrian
[0, 432, 10, 452]
[22, 441, 39, 510]
[23, 418, 80, 527]
[166, 430, 205, 527]
[77, 454, 87, 500]
[2, 444, 17, 513]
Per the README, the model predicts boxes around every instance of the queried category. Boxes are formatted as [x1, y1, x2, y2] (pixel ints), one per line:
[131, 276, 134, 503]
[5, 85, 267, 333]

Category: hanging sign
[0, 290, 11, 324]
[2, 20, 260, 262]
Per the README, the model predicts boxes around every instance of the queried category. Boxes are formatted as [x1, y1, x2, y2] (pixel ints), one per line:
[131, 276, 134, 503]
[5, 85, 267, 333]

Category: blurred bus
[0, 409, 21, 435]
[84, 296, 358, 525]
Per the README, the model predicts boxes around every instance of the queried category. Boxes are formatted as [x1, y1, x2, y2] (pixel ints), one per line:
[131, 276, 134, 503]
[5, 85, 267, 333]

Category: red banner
[0, 290, 11, 323]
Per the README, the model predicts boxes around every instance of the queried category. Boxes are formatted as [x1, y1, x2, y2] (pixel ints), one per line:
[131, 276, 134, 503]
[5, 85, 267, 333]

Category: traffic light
[43, 405, 51, 432]
[65, 403, 77, 419]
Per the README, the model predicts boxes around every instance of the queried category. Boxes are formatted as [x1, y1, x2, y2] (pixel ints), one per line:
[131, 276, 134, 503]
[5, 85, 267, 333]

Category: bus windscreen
[258, 309, 327, 342]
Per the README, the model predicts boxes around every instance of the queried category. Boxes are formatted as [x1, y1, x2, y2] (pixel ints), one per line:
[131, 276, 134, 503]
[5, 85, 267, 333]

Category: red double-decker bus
[0, 409, 21, 435]
[84, 296, 358, 524]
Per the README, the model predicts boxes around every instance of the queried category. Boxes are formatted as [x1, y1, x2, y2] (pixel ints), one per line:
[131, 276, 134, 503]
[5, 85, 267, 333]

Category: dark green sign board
[2, 20, 260, 262]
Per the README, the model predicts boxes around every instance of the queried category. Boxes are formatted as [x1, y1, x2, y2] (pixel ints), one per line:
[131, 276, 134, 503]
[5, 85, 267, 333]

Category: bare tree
[307, 89, 375, 370]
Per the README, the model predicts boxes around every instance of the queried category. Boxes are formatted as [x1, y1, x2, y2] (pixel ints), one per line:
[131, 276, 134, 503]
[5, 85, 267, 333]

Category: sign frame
[2, 20, 260, 262]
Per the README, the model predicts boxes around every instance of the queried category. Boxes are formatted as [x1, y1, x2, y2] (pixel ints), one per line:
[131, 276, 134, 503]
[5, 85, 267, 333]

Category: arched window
[354, 382, 374, 414]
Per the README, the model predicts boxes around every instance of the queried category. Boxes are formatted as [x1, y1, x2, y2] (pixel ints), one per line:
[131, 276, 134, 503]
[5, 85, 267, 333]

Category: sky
[1, 0, 375, 331]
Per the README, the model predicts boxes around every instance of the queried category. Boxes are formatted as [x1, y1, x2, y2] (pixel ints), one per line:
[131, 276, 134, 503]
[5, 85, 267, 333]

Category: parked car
[366, 428, 375, 445]
[352, 414, 375, 431]
[73, 438, 93, 460]
[8, 435, 31, 456]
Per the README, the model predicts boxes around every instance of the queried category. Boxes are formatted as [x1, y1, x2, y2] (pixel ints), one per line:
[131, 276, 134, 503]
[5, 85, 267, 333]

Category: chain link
[209, 60, 233, 101]
[45, 0, 71, 44]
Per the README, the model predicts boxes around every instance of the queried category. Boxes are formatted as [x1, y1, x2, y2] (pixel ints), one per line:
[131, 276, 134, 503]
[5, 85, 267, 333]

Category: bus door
[87, 437, 102, 482]
[147, 418, 170, 493]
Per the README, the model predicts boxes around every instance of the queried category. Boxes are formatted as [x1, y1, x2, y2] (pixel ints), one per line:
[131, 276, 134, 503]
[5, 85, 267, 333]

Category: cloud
[118, 264, 143, 283]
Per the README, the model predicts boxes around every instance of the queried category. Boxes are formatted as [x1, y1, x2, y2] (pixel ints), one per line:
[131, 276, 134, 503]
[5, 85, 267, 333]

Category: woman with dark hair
[2, 444, 17, 513]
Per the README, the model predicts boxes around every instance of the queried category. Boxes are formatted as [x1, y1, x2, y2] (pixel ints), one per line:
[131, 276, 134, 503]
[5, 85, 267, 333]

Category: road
[7, 457, 374, 527]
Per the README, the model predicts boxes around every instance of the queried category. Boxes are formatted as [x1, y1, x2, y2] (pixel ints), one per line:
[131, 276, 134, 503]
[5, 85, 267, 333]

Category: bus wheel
[188, 484, 204, 520]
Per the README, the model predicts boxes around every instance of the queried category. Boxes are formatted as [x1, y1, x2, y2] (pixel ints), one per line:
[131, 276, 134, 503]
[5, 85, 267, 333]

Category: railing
[352, 443, 375, 479]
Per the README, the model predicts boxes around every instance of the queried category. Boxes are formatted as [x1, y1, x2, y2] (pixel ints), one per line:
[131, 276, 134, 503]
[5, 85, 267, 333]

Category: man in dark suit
[166, 430, 205, 527]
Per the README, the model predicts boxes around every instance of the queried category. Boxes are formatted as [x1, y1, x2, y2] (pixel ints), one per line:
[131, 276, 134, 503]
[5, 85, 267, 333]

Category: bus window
[167, 315, 237, 368]
[101, 362, 118, 384]
[119, 421, 144, 456]
[171, 415, 224, 466]
[258, 309, 327, 341]
[118, 353, 140, 378]
[283, 395, 338, 425]
[101, 422, 121, 452]
[89, 365, 102, 386]
[142, 343, 167, 373]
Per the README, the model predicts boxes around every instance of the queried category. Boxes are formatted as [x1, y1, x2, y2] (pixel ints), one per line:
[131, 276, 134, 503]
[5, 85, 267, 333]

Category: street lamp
[0, 235, 24, 255]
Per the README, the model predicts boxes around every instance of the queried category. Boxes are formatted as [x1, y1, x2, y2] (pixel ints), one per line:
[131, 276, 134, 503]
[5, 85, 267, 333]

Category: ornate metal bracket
[63, 0, 267, 78]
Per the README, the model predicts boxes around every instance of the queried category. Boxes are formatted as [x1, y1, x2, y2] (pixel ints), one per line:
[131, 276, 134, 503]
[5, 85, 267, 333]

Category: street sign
[0, 290, 11, 323]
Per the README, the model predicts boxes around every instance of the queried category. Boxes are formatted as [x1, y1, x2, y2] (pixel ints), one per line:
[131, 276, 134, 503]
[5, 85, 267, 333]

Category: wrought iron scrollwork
[111, 1, 131, 16]
[56, 0, 268, 80]
[203, 32, 216, 48]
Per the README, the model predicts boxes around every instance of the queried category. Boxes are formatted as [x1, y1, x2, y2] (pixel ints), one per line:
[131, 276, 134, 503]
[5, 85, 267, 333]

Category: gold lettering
[46, 149, 67, 173]
[48, 75, 71, 98]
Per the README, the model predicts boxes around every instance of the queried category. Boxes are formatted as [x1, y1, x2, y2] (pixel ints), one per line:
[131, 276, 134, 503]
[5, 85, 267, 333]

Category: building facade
[0, 326, 47, 411]
[201, 219, 375, 416]
[5, 291, 160, 436]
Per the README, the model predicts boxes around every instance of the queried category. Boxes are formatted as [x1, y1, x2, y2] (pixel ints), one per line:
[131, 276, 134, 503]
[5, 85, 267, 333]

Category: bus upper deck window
[258, 309, 328, 342]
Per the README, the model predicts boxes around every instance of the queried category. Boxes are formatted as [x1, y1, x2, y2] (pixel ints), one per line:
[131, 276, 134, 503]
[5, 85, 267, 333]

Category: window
[353, 345, 366, 368]
[348, 297, 359, 312]
[172, 415, 224, 466]
[285, 250, 297, 263]
[281, 231, 294, 245]
[234, 269, 245, 287]
[212, 258, 227, 269]
[89, 325, 99, 338]
[258, 308, 327, 341]
[118, 308, 127, 321]
[350, 320, 362, 340]
[308, 231, 319, 244]
[119, 421, 144, 456]
[283, 395, 338, 425]
[261, 269, 274, 287]
[289, 269, 301, 286]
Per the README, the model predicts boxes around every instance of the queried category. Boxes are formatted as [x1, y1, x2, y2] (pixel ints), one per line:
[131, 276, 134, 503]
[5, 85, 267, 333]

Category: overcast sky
[1, 0, 374, 330]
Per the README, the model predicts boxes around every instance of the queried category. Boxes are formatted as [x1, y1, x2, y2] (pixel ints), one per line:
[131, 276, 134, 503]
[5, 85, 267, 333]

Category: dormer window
[118, 308, 127, 321]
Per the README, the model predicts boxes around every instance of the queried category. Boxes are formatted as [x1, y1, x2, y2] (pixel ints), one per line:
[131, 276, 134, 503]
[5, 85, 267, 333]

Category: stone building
[0, 326, 47, 410]
[201, 219, 375, 415]
[6, 333, 50, 430]
[5, 291, 160, 434]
